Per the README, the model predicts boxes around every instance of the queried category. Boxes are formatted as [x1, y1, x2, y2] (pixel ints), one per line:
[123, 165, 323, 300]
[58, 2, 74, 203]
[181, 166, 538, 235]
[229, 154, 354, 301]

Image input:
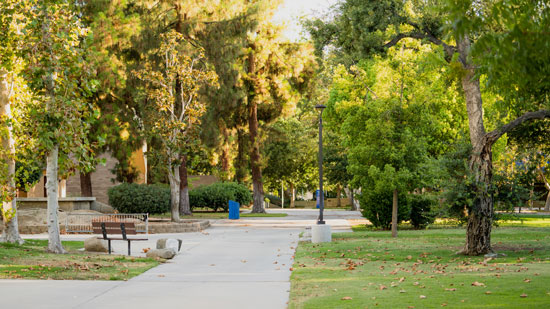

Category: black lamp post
[315, 104, 326, 224]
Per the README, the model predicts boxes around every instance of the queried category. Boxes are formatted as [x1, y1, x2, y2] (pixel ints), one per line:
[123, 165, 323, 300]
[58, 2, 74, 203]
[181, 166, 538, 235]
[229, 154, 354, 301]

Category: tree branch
[383, 31, 457, 60]
[486, 109, 550, 144]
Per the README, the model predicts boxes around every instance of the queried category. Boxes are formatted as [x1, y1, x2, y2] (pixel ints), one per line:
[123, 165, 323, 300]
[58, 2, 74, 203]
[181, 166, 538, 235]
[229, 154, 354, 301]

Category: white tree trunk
[46, 145, 66, 253]
[541, 173, 550, 212]
[0, 69, 23, 244]
[168, 163, 181, 222]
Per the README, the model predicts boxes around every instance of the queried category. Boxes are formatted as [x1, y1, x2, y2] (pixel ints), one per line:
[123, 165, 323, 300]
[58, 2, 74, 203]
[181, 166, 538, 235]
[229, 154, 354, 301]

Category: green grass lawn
[0, 239, 159, 280]
[290, 227, 550, 308]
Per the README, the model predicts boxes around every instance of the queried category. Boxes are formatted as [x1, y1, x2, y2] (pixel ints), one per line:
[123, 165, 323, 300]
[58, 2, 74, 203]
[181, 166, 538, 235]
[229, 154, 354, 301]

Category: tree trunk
[391, 188, 398, 237]
[235, 127, 248, 183]
[457, 40, 494, 254]
[541, 172, 550, 212]
[168, 162, 181, 222]
[46, 145, 66, 254]
[290, 182, 295, 208]
[247, 45, 265, 214]
[179, 155, 191, 216]
[0, 69, 23, 244]
[336, 184, 342, 207]
[80, 172, 93, 197]
[220, 125, 231, 181]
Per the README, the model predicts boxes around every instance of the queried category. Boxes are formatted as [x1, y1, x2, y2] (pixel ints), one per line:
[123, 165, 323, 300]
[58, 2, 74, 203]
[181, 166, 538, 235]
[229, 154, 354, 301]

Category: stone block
[84, 237, 108, 253]
[146, 248, 176, 259]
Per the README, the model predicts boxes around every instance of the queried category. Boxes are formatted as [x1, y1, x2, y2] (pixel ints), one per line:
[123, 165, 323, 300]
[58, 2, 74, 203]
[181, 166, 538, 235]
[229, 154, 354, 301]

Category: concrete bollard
[311, 224, 331, 243]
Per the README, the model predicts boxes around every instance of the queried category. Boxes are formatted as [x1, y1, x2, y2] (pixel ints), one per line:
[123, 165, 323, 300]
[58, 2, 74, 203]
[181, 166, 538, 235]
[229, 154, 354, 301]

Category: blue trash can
[228, 200, 240, 220]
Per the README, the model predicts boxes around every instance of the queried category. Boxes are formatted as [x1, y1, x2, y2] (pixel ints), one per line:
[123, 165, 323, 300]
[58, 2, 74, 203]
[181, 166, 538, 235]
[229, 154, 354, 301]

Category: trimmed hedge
[189, 182, 253, 212]
[108, 183, 170, 214]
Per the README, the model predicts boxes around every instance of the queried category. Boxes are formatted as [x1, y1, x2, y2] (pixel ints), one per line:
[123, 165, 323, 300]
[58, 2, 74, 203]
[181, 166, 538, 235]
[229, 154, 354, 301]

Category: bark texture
[457, 37, 493, 255]
[168, 162, 181, 222]
[235, 127, 249, 183]
[179, 155, 191, 215]
[541, 172, 550, 212]
[391, 189, 398, 238]
[220, 125, 231, 180]
[46, 145, 66, 253]
[247, 45, 265, 213]
[0, 69, 23, 244]
[79, 172, 93, 197]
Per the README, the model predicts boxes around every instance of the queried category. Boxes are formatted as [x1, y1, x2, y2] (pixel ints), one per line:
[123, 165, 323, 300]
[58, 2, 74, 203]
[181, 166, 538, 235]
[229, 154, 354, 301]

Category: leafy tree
[307, 0, 550, 255]
[0, 0, 24, 244]
[21, 0, 95, 253]
[263, 117, 317, 207]
[134, 30, 217, 222]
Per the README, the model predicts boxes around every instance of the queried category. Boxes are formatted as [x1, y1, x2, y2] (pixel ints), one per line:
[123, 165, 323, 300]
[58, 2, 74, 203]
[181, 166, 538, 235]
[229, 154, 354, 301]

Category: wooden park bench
[92, 221, 148, 256]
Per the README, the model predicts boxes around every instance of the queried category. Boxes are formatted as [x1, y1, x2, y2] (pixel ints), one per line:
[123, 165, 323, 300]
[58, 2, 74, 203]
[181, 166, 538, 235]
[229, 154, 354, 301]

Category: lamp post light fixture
[315, 104, 326, 225]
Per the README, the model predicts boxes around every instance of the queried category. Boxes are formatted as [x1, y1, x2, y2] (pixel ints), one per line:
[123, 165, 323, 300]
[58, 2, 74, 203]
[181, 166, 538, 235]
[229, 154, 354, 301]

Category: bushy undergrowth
[189, 182, 252, 212]
[108, 183, 170, 214]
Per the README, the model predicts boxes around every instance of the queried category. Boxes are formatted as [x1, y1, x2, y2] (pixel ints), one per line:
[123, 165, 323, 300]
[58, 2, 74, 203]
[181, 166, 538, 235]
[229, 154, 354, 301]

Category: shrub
[108, 183, 170, 214]
[359, 187, 410, 230]
[189, 182, 252, 212]
[264, 193, 289, 207]
[408, 194, 436, 229]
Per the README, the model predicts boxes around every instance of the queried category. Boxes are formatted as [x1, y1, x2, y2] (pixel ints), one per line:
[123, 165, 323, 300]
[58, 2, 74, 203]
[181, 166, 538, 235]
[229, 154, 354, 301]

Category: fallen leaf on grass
[379, 285, 387, 290]
[523, 279, 531, 283]
[441, 303, 447, 307]
[419, 295, 426, 299]
[485, 291, 492, 295]
[341, 296, 352, 300]
[445, 288, 457, 291]
[471, 281, 485, 287]
[400, 289, 406, 293]
[520, 294, 528, 298]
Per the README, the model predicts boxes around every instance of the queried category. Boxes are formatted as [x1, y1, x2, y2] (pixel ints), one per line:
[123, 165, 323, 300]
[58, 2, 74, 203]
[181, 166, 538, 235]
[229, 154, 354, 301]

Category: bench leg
[128, 240, 131, 256]
[108, 240, 112, 254]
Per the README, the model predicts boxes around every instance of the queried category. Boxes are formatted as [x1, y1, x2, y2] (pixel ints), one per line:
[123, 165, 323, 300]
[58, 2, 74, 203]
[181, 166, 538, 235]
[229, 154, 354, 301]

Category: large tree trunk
[463, 143, 494, 255]
[0, 69, 23, 244]
[179, 155, 191, 216]
[459, 38, 493, 255]
[46, 145, 66, 254]
[220, 125, 231, 181]
[247, 45, 265, 214]
[391, 188, 398, 237]
[168, 161, 181, 222]
[235, 127, 249, 183]
[80, 172, 93, 197]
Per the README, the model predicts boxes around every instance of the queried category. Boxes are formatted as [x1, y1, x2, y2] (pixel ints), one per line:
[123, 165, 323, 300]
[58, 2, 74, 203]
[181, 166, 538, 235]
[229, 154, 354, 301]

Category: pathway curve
[0, 209, 362, 309]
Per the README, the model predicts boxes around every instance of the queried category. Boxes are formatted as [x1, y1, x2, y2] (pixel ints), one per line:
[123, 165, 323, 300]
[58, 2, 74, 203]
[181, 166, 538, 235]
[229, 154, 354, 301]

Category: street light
[315, 104, 326, 225]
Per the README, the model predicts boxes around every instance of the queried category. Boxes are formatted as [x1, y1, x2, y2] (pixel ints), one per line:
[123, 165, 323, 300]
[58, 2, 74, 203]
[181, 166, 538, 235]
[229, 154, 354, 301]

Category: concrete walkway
[0, 209, 362, 309]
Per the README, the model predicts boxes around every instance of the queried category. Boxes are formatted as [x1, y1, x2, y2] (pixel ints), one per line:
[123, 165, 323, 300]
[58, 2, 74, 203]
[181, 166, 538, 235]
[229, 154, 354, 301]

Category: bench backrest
[92, 221, 137, 239]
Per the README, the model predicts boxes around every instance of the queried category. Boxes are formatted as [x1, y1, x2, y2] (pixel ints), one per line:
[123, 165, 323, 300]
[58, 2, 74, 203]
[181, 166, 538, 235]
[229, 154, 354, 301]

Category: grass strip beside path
[0, 239, 159, 280]
[290, 228, 550, 308]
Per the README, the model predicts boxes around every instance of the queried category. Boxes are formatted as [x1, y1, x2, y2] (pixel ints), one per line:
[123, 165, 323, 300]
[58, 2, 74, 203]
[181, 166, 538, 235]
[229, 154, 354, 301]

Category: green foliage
[189, 182, 252, 212]
[107, 183, 170, 214]
[359, 186, 409, 230]
[408, 194, 436, 229]
[264, 193, 289, 208]
[14, 160, 42, 191]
